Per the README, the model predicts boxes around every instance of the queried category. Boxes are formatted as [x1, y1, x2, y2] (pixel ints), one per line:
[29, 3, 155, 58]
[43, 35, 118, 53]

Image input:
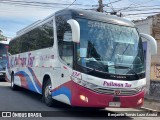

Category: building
[134, 14, 160, 98]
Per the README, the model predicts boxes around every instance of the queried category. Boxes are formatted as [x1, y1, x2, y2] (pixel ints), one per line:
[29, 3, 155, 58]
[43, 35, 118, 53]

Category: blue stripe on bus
[27, 67, 42, 93]
[52, 86, 71, 103]
[15, 71, 38, 93]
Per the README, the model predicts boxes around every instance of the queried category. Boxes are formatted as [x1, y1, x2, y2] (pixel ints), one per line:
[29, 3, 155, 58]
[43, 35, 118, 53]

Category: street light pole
[97, 0, 103, 12]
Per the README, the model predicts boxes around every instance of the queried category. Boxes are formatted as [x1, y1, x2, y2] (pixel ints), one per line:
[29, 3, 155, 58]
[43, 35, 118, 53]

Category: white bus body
[6, 9, 157, 108]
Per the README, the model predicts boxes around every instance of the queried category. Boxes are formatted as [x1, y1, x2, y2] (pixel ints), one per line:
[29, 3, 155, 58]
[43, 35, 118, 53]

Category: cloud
[0, 4, 58, 20]
[0, 0, 76, 37]
[0, 18, 36, 37]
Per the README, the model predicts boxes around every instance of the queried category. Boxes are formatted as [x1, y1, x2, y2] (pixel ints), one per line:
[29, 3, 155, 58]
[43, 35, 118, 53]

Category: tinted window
[56, 15, 73, 67]
[9, 37, 22, 54]
[9, 20, 54, 54]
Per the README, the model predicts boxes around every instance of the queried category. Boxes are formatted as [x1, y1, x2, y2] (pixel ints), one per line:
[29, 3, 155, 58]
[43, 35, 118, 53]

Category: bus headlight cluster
[136, 86, 145, 92]
[72, 77, 98, 89]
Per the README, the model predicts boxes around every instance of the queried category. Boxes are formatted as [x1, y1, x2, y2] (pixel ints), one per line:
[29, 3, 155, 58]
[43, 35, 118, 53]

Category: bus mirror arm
[140, 33, 157, 55]
[67, 19, 80, 43]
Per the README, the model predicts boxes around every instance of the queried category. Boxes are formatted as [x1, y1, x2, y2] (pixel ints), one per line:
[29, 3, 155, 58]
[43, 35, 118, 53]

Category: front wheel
[42, 79, 54, 107]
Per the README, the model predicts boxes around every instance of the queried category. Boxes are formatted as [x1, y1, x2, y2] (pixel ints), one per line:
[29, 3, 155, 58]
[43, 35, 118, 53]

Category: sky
[0, 0, 159, 38]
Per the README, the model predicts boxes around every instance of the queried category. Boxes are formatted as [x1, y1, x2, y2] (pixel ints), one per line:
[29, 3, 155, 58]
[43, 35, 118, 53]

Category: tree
[0, 30, 7, 41]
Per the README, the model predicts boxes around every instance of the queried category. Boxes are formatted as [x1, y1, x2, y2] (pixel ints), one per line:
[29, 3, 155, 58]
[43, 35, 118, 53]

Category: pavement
[143, 97, 160, 111]
[0, 81, 160, 120]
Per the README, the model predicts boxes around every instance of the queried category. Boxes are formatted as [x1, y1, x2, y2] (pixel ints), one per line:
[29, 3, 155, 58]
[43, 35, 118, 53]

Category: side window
[21, 32, 34, 52]
[36, 21, 54, 49]
[62, 31, 73, 67]
[21, 20, 54, 53]
[9, 20, 54, 54]
[9, 37, 22, 55]
[56, 15, 73, 67]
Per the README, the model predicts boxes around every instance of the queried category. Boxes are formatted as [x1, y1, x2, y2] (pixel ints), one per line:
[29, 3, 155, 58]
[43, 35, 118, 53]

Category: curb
[139, 107, 160, 113]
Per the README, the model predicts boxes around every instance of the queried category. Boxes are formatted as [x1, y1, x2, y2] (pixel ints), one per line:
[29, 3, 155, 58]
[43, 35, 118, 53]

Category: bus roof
[55, 9, 135, 27]
[12, 8, 135, 41]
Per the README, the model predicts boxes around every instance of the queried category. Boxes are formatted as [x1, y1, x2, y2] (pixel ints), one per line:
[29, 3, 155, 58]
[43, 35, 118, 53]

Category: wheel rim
[45, 85, 52, 99]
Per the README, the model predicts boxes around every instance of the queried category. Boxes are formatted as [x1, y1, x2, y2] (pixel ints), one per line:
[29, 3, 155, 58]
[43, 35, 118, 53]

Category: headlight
[72, 77, 98, 89]
[136, 86, 145, 92]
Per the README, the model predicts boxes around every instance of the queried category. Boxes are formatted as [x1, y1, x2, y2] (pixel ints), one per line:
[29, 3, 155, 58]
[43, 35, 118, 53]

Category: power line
[0, 0, 81, 6]
[125, 11, 160, 16]
[121, 7, 160, 12]
[105, 0, 159, 19]
[0, 0, 93, 10]
[115, 4, 160, 10]
[128, 0, 154, 6]
[103, 0, 124, 16]
[65, 0, 77, 9]
[107, 0, 123, 5]
[0, 0, 81, 9]
[117, 0, 156, 12]
[0, 2, 59, 9]
[108, 0, 115, 12]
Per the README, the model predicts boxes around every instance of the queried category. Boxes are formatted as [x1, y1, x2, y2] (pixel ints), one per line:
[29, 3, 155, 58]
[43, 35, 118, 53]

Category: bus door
[59, 31, 73, 85]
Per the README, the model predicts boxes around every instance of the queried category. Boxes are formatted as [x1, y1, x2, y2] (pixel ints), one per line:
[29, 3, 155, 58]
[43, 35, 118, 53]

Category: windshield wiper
[108, 65, 140, 79]
[77, 64, 98, 74]
[86, 65, 108, 73]
[107, 65, 129, 69]
[123, 65, 140, 79]
[87, 64, 140, 79]
[86, 64, 128, 74]
[78, 64, 140, 79]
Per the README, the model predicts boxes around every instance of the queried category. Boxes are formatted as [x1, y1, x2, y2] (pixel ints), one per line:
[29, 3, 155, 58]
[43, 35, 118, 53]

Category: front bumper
[71, 81, 144, 108]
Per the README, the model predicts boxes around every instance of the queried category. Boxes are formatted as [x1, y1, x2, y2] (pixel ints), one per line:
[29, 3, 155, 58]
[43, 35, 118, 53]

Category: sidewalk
[143, 97, 160, 111]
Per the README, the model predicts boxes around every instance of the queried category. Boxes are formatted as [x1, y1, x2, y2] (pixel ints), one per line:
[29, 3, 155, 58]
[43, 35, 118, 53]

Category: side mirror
[67, 19, 80, 43]
[140, 33, 157, 55]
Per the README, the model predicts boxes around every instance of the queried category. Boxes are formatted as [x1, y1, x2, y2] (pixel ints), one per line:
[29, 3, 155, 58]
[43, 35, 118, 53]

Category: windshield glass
[76, 18, 145, 75]
[0, 44, 7, 70]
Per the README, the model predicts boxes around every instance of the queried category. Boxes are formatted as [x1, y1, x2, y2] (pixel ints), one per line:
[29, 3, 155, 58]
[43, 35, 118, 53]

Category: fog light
[80, 95, 88, 102]
[137, 98, 143, 105]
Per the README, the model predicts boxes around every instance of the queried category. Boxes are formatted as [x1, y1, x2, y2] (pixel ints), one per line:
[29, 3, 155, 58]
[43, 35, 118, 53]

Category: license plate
[109, 102, 121, 107]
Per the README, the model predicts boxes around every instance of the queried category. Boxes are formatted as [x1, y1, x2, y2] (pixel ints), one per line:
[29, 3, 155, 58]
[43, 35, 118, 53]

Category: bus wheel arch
[42, 75, 54, 107]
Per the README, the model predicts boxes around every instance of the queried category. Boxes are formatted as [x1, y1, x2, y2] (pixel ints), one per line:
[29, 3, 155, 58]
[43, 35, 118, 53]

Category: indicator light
[80, 95, 88, 102]
[137, 98, 143, 105]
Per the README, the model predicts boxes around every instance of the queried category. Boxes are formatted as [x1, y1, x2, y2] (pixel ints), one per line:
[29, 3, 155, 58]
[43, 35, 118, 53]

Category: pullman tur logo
[114, 90, 121, 95]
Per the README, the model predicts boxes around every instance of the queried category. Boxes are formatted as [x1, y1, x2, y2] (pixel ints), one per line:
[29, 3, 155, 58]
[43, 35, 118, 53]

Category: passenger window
[56, 15, 73, 67]
[62, 31, 73, 67]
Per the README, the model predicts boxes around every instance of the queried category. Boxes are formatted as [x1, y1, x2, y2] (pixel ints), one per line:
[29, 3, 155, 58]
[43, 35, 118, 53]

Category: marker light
[137, 98, 143, 105]
[79, 13, 84, 16]
[80, 95, 88, 102]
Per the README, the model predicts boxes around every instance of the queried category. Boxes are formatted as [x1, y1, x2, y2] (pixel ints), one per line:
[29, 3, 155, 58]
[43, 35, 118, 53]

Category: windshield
[76, 18, 145, 75]
[0, 44, 7, 71]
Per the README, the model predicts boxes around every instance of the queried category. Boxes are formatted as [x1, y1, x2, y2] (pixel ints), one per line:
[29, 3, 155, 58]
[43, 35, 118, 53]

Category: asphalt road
[0, 81, 158, 120]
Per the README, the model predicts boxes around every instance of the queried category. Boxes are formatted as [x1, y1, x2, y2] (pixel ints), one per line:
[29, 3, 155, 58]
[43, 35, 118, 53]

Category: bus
[6, 9, 157, 108]
[0, 40, 9, 80]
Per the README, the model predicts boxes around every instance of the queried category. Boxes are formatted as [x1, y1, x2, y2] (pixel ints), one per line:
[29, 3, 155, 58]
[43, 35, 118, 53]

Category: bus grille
[92, 87, 140, 96]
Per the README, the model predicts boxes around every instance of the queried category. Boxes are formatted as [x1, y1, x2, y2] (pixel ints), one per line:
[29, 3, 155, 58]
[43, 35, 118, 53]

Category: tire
[11, 73, 18, 90]
[42, 79, 54, 107]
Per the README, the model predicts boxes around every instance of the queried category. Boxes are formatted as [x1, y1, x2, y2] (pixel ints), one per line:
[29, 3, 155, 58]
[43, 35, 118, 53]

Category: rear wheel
[11, 73, 18, 90]
[42, 79, 54, 107]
